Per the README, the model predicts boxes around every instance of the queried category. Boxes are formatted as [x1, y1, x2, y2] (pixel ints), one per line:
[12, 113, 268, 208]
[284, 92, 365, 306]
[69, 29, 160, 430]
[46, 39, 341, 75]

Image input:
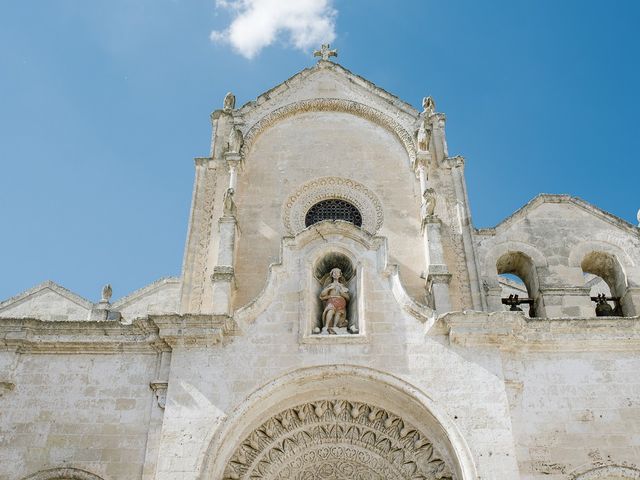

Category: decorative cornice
[0, 317, 167, 354]
[240, 98, 417, 165]
[150, 313, 236, 348]
[440, 311, 640, 351]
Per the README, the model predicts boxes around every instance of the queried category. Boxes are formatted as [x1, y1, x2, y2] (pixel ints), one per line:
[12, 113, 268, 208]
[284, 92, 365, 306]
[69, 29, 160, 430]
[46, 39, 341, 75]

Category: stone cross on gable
[313, 44, 338, 62]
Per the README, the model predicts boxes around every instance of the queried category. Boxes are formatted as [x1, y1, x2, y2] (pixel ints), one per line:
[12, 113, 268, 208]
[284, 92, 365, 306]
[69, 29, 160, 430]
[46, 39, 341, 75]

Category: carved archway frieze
[284, 177, 383, 235]
[21, 467, 106, 480]
[223, 399, 454, 480]
[240, 98, 417, 165]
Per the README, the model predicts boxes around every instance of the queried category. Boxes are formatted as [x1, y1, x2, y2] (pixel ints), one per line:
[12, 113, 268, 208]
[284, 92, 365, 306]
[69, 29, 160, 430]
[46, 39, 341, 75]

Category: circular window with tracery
[305, 199, 363, 228]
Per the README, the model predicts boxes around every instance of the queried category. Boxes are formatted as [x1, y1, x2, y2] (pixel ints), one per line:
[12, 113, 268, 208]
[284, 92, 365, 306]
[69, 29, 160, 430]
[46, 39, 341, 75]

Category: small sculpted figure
[319, 268, 350, 334]
[223, 92, 235, 112]
[223, 188, 236, 216]
[422, 188, 437, 218]
[417, 119, 432, 152]
[227, 127, 243, 154]
[101, 284, 112, 303]
[422, 96, 436, 116]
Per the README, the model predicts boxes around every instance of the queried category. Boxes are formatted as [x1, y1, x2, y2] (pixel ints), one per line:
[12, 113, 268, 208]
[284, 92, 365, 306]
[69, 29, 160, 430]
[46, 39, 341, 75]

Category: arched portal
[201, 366, 476, 480]
[223, 399, 453, 479]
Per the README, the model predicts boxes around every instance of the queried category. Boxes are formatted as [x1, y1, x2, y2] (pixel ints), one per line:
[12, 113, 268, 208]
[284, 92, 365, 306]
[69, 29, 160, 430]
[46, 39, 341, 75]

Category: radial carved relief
[223, 399, 455, 480]
[283, 177, 383, 235]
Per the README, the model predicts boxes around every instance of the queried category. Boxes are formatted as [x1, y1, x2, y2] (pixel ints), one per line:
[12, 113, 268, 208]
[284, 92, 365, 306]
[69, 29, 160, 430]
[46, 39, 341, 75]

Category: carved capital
[211, 266, 235, 283]
[427, 265, 452, 285]
[223, 151, 243, 165]
[445, 155, 465, 169]
[149, 381, 168, 409]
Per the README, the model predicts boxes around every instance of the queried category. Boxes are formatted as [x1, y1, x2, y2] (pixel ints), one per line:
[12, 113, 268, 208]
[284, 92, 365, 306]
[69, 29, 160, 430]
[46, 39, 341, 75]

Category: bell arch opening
[201, 366, 476, 480]
[496, 251, 540, 317]
[581, 251, 627, 316]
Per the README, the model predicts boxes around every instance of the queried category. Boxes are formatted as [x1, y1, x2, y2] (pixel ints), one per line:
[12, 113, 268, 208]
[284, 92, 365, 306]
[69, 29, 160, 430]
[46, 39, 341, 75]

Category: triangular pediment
[481, 194, 638, 236]
[0, 281, 93, 321]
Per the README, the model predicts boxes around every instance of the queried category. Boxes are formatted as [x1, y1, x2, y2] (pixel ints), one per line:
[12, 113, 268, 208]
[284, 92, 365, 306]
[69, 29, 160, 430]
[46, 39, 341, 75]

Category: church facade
[2, 51, 640, 480]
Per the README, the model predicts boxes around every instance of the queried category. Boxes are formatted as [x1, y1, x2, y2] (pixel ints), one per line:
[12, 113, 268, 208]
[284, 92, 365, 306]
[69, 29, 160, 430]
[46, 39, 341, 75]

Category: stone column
[621, 286, 640, 316]
[537, 286, 593, 318]
[210, 152, 241, 316]
[422, 217, 452, 314]
[210, 214, 238, 315]
[484, 280, 504, 312]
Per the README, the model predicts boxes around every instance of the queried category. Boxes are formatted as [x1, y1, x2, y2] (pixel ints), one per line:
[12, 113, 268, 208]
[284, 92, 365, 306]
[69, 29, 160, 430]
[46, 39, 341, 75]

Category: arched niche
[21, 468, 105, 480]
[199, 365, 477, 480]
[312, 250, 358, 335]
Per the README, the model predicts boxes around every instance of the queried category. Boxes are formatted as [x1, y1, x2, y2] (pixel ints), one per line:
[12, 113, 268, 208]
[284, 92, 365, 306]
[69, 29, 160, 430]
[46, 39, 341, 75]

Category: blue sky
[1, 0, 638, 301]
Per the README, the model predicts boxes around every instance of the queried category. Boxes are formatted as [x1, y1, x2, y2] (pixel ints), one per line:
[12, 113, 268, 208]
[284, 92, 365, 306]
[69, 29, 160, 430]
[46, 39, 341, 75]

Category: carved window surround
[284, 176, 383, 235]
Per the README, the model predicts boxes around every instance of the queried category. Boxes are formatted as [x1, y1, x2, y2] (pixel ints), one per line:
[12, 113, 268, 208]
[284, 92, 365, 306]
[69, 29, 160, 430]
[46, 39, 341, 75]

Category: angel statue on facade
[319, 267, 350, 334]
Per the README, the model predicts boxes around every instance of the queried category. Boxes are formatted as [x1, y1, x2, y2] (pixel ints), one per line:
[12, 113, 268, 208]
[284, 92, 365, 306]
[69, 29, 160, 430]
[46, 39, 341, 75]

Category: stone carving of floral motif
[189, 165, 217, 312]
[223, 399, 455, 480]
[240, 98, 417, 165]
[284, 177, 383, 235]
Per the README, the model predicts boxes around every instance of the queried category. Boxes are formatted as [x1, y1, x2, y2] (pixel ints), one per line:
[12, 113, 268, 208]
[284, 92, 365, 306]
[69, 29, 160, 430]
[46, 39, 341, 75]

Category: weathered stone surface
[1, 57, 639, 480]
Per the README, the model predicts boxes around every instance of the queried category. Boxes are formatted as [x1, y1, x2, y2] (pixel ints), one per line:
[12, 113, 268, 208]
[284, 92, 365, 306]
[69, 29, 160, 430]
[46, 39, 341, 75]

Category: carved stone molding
[150, 381, 168, 409]
[0, 318, 168, 354]
[21, 467, 106, 480]
[223, 399, 454, 480]
[571, 465, 640, 479]
[150, 314, 236, 348]
[240, 98, 417, 165]
[211, 266, 236, 283]
[283, 177, 383, 235]
[189, 165, 218, 312]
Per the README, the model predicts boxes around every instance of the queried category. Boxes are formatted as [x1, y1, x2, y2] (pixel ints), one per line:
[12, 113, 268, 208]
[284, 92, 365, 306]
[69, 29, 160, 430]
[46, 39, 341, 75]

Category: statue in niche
[223, 92, 235, 112]
[319, 267, 350, 335]
[227, 127, 243, 154]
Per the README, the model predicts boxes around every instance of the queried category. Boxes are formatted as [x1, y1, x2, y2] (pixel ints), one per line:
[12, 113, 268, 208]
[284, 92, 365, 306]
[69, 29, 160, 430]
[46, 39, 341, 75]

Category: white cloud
[211, 0, 337, 59]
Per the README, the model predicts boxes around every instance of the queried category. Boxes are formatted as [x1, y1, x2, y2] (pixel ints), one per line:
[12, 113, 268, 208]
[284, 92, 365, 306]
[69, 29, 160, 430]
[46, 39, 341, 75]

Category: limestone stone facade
[1, 56, 639, 480]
